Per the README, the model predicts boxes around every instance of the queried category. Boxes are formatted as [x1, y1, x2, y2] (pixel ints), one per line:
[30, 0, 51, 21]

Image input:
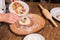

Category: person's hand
[3, 13, 20, 23]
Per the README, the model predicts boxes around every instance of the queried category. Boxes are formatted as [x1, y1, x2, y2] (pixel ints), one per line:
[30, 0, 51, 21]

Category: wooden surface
[0, 2, 60, 40]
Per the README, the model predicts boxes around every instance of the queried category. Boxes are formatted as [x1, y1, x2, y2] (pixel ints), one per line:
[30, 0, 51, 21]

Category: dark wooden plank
[0, 2, 60, 40]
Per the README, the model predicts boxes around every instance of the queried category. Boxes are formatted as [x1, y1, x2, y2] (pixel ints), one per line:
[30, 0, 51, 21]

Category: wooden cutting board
[10, 14, 45, 35]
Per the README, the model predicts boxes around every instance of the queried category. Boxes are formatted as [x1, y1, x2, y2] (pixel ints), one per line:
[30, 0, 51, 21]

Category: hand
[3, 13, 20, 23]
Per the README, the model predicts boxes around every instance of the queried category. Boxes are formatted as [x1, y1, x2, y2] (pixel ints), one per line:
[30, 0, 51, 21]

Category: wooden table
[0, 2, 60, 40]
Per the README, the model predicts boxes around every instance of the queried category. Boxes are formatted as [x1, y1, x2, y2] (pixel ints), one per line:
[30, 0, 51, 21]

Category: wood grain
[0, 2, 60, 40]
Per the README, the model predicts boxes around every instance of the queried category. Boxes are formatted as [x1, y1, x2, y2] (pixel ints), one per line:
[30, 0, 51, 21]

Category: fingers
[14, 15, 20, 21]
[3, 13, 21, 23]
[6, 13, 21, 21]
[4, 18, 17, 23]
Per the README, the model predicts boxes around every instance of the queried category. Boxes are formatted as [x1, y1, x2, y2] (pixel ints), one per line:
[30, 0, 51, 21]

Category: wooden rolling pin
[38, 4, 58, 27]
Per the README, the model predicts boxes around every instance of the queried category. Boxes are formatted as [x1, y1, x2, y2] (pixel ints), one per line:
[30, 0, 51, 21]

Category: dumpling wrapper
[19, 16, 31, 26]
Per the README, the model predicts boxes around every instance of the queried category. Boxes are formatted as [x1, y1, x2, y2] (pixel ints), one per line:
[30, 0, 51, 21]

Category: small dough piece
[19, 16, 31, 26]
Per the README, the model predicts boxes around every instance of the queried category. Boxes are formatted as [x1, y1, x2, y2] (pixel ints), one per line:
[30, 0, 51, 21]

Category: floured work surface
[10, 14, 45, 35]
